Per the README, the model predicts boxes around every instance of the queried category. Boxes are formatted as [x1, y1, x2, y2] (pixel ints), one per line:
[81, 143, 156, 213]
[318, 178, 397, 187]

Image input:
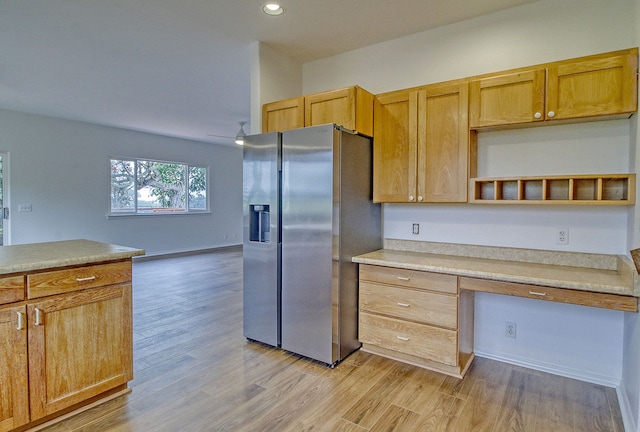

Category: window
[110, 159, 208, 214]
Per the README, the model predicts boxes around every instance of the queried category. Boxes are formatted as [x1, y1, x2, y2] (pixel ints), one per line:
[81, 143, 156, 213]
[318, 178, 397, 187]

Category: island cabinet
[0, 304, 29, 432]
[469, 48, 638, 129]
[373, 81, 471, 203]
[26, 261, 133, 421]
[358, 264, 474, 378]
[262, 86, 374, 136]
[0, 254, 137, 432]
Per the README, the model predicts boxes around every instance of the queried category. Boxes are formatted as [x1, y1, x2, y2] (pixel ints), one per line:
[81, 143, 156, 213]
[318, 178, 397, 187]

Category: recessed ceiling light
[262, 3, 284, 16]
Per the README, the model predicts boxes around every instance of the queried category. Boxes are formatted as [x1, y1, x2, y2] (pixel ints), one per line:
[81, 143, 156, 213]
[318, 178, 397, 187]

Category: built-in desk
[352, 240, 639, 377]
[354, 240, 639, 311]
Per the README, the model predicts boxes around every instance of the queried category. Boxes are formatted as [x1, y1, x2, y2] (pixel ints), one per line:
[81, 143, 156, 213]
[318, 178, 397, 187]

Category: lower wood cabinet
[27, 283, 132, 420]
[358, 264, 474, 378]
[0, 305, 29, 432]
[0, 261, 133, 432]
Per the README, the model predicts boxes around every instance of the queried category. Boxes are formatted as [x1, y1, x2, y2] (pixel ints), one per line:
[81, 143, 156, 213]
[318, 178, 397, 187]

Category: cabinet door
[418, 83, 470, 202]
[469, 69, 545, 128]
[305, 87, 355, 128]
[372, 90, 418, 203]
[262, 97, 304, 132]
[0, 305, 29, 432]
[27, 284, 133, 420]
[546, 51, 638, 120]
[304, 86, 374, 136]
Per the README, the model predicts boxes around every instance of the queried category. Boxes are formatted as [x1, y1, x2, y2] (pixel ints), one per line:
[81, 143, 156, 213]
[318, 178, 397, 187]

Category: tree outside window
[110, 159, 208, 214]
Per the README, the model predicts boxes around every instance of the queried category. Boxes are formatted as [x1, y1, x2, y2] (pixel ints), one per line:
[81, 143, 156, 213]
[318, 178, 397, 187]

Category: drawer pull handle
[34, 308, 43, 326]
[397, 302, 410, 307]
[76, 276, 97, 282]
[397, 277, 411, 281]
[529, 291, 547, 297]
[16, 311, 24, 330]
[396, 336, 410, 341]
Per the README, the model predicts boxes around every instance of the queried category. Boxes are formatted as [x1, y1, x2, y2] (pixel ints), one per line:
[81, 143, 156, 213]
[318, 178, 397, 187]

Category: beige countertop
[0, 239, 145, 275]
[353, 240, 639, 297]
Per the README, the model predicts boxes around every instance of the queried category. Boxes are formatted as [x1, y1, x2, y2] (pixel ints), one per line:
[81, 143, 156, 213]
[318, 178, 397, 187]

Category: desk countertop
[353, 242, 638, 297]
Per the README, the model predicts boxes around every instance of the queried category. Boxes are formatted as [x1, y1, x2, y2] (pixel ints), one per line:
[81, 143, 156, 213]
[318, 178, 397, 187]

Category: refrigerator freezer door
[243, 132, 281, 347]
[281, 125, 336, 364]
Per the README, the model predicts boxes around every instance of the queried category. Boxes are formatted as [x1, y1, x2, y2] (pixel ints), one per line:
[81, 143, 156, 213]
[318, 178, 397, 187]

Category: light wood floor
[39, 248, 624, 432]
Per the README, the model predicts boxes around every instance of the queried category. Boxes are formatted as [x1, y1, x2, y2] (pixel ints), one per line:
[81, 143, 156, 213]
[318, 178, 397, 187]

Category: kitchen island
[0, 239, 144, 432]
[353, 240, 639, 378]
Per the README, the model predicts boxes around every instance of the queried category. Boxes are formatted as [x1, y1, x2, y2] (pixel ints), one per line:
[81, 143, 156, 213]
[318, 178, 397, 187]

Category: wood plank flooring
[38, 248, 624, 432]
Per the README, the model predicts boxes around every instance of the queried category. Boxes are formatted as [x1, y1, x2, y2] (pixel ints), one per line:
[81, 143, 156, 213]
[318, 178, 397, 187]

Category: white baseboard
[133, 244, 242, 261]
[474, 349, 620, 388]
[617, 383, 639, 432]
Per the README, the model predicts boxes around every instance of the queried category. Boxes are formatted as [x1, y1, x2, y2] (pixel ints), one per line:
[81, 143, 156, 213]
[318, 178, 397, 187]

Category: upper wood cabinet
[373, 82, 469, 203]
[304, 86, 374, 136]
[470, 48, 638, 128]
[373, 89, 417, 203]
[546, 51, 637, 120]
[418, 83, 470, 203]
[262, 86, 374, 136]
[262, 96, 304, 133]
[469, 70, 545, 128]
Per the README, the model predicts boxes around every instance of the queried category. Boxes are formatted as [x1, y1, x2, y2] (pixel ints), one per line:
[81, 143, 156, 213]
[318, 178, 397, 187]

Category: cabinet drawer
[359, 312, 458, 366]
[360, 281, 457, 329]
[359, 264, 457, 294]
[0, 275, 25, 305]
[27, 261, 131, 299]
[458, 276, 638, 312]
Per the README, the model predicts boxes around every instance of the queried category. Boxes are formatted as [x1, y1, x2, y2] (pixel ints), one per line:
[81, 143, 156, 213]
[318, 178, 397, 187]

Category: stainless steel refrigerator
[243, 124, 381, 365]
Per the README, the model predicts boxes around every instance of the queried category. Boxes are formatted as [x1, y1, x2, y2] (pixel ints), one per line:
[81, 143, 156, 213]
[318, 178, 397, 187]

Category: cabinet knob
[547, 111, 555, 118]
[534, 112, 542, 119]
[418, 196, 423, 202]
[408, 195, 415, 201]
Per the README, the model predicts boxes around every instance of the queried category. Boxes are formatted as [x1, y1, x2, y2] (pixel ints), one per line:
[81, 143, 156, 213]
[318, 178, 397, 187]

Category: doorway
[0, 153, 8, 245]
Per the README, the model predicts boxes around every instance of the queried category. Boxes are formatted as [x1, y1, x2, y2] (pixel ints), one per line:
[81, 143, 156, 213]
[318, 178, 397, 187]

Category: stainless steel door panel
[243, 132, 280, 347]
[281, 125, 335, 364]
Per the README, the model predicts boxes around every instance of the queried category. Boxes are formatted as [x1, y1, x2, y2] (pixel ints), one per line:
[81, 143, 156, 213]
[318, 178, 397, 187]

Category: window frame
[108, 157, 210, 217]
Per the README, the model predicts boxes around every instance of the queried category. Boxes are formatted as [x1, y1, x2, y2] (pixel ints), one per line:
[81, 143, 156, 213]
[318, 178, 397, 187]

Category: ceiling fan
[207, 121, 247, 145]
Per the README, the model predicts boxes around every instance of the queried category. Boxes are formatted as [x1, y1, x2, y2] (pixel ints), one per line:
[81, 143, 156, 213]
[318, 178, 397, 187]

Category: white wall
[302, 0, 636, 95]
[622, 1, 640, 429]
[0, 108, 243, 256]
[250, 42, 302, 135]
[296, 0, 637, 388]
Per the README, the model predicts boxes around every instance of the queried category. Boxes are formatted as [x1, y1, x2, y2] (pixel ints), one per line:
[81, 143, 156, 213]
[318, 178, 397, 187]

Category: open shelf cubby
[470, 174, 635, 205]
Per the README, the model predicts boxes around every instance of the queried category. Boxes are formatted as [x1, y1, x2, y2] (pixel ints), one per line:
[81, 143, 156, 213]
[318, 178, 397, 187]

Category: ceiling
[0, 0, 538, 146]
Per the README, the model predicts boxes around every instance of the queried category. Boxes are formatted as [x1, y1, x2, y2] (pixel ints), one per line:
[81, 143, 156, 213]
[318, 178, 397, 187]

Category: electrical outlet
[18, 204, 32, 212]
[556, 228, 569, 245]
[505, 322, 517, 338]
[412, 223, 419, 235]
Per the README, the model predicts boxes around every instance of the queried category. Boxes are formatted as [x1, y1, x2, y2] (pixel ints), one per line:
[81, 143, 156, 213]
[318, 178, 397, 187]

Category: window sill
[106, 211, 210, 219]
